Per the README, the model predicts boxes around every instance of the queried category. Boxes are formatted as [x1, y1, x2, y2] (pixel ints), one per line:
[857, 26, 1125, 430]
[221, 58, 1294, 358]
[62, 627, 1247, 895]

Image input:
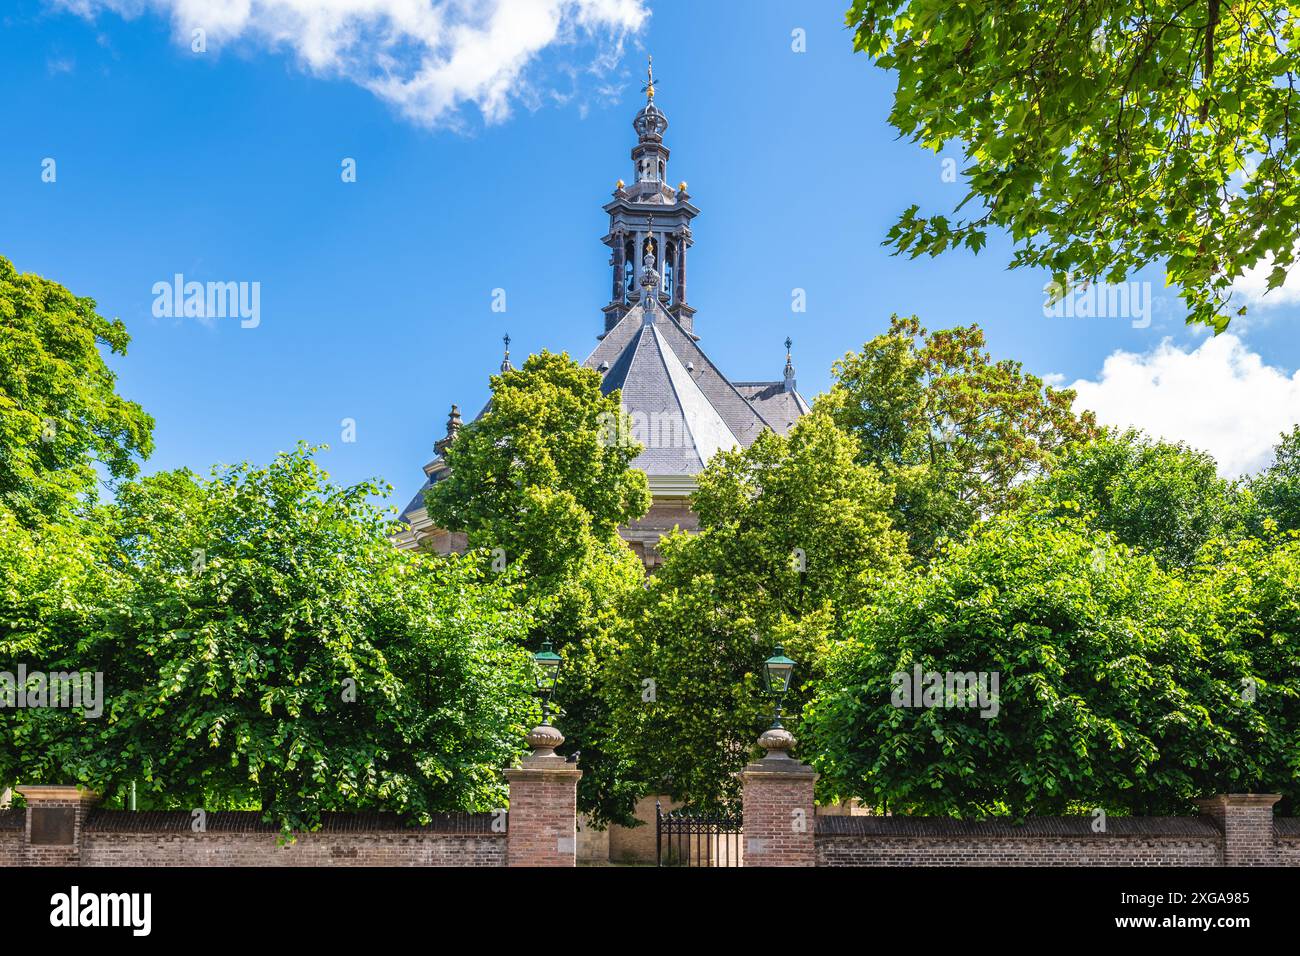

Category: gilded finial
[616, 178, 625, 189]
[641, 54, 657, 102]
[500, 333, 513, 373]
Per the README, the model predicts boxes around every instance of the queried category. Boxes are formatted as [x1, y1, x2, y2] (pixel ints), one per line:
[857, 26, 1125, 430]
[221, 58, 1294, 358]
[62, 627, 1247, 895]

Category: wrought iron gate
[655, 802, 742, 867]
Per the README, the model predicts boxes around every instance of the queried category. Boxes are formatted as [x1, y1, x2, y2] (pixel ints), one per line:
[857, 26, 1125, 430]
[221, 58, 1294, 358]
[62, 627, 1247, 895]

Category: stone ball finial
[758, 726, 796, 758]
[526, 723, 565, 758]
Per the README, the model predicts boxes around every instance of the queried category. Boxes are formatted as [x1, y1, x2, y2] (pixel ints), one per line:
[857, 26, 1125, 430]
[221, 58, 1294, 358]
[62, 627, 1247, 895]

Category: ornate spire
[783, 337, 796, 393]
[602, 56, 697, 334]
[500, 333, 513, 373]
[632, 55, 667, 144]
[434, 403, 462, 456]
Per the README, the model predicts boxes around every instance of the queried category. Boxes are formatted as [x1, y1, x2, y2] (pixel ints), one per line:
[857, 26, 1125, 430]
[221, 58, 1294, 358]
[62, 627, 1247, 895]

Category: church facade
[395, 63, 809, 564]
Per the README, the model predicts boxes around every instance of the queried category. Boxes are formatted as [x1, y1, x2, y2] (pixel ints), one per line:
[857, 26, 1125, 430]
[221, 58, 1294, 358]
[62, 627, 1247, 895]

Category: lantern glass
[533, 640, 562, 695]
[763, 645, 796, 696]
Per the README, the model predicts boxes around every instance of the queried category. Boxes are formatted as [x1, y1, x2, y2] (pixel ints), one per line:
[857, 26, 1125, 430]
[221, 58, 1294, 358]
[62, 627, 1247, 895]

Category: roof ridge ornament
[500, 333, 513, 373]
[783, 337, 797, 393]
[434, 403, 462, 456]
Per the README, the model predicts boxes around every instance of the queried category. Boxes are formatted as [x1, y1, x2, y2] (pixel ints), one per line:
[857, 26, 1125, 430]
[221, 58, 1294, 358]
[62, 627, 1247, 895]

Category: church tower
[602, 56, 699, 334]
[395, 56, 808, 564]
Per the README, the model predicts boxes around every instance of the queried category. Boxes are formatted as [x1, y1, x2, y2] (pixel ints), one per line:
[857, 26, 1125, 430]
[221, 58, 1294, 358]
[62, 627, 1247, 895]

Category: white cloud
[1067, 334, 1300, 478]
[55, 0, 649, 128]
[1231, 252, 1300, 313]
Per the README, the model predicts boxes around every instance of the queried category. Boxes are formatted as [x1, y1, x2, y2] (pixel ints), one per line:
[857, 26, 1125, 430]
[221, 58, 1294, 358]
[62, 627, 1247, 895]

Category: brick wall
[740, 756, 816, 867]
[815, 817, 1224, 867]
[80, 811, 505, 867]
[1196, 794, 1280, 865]
[17, 785, 99, 866]
[0, 809, 24, 866]
[608, 794, 675, 864]
[504, 760, 581, 866]
[1275, 818, 1300, 865]
[576, 813, 611, 864]
[13, 747, 581, 868]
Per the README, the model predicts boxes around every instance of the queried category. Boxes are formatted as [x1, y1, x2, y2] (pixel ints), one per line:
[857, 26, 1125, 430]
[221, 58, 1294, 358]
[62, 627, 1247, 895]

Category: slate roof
[583, 296, 804, 476]
[400, 296, 808, 524]
[401, 478, 435, 522]
[733, 381, 811, 435]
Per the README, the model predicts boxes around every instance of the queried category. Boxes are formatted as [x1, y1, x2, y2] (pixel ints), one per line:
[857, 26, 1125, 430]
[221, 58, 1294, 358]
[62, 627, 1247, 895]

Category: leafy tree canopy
[1197, 535, 1300, 810]
[0, 255, 154, 524]
[1249, 424, 1300, 534]
[612, 410, 907, 810]
[848, 0, 1300, 330]
[0, 510, 124, 790]
[424, 350, 651, 825]
[822, 315, 1097, 559]
[1027, 428, 1246, 567]
[806, 511, 1278, 817]
[425, 350, 650, 588]
[2, 446, 537, 831]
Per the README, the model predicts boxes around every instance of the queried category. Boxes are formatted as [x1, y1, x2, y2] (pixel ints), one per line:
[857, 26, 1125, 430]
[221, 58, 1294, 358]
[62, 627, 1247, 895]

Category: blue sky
[3, 0, 1299, 507]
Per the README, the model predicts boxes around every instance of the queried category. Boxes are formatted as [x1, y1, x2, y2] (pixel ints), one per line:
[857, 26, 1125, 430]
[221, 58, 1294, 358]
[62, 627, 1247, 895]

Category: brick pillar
[740, 727, 817, 867]
[16, 785, 99, 866]
[505, 723, 581, 867]
[1197, 793, 1280, 866]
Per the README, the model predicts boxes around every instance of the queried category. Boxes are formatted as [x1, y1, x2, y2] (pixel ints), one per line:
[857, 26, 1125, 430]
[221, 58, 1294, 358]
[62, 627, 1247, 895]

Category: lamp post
[526, 640, 565, 759]
[533, 640, 562, 726]
[506, 640, 582, 866]
[742, 643, 817, 867]
[759, 644, 797, 759]
[762, 645, 796, 728]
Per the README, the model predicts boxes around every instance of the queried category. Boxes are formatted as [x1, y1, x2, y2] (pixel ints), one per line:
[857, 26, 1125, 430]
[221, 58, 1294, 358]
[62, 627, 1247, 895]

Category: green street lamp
[533, 640, 563, 726]
[762, 644, 796, 729]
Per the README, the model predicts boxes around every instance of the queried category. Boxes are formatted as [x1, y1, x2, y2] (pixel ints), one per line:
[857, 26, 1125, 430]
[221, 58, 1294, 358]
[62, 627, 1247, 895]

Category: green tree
[425, 350, 650, 586]
[0, 511, 123, 791]
[2, 446, 537, 831]
[849, 1, 1300, 330]
[0, 255, 154, 524]
[1249, 425, 1300, 534]
[1029, 429, 1245, 567]
[806, 511, 1260, 817]
[1199, 535, 1300, 811]
[822, 315, 1096, 559]
[612, 410, 906, 810]
[424, 351, 652, 825]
